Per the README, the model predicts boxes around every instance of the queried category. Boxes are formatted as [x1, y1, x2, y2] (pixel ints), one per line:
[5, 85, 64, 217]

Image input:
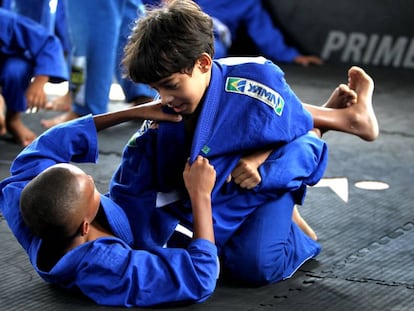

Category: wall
[238, 0, 414, 69]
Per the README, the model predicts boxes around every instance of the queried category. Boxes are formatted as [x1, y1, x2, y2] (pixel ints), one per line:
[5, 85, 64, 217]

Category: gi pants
[221, 191, 320, 285]
[0, 57, 32, 112]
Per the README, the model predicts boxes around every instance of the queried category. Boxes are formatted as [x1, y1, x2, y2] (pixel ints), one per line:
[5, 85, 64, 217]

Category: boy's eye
[165, 83, 178, 90]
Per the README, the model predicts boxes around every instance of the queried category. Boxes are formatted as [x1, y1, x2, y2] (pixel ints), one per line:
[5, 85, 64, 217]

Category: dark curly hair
[122, 0, 214, 84]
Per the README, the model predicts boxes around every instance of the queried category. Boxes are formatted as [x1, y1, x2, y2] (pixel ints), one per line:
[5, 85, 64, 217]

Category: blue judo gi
[2, 0, 71, 54]
[115, 0, 157, 103]
[0, 116, 218, 307]
[195, 0, 300, 62]
[66, 0, 155, 116]
[0, 9, 68, 113]
[110, 57, 328, 285]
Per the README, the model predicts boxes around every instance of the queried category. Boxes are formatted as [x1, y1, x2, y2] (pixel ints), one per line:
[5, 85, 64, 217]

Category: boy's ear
[80, 220, 89, 236]
[197, 53, 212, 72]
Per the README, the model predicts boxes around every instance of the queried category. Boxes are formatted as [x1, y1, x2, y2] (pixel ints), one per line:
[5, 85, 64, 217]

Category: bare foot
[0, 94, 6, 136]
[292, 205, 317, 241]
[323, 84, 357, 109]
[44, 92, 72, 112]
[41, 111, 79, 129]
[318, 67, 378, 141]
[346, 66, 378, 141]
[6, 112, 37, 146]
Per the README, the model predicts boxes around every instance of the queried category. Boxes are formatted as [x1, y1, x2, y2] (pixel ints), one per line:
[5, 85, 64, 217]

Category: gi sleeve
[74, 238, 218, 307]
[242, 1, 300, 63]
[0, 9, 68, 82]
[257, 132, 328, 203]
[0, 115, 98, 250]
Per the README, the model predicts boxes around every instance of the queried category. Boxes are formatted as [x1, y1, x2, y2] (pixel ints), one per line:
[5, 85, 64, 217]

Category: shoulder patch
[225, 77, 284, 116]
[127, 132, 139, 147]
[127, 119, 153, 146]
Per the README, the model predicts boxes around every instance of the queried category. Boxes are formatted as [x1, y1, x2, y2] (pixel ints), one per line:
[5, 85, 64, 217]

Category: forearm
[93, 106, 143, 131]
[183, 156, 216, 243]
[93, 100, 181, 131]
[191, 193, 214, 243]
[244, 149, 273, 167]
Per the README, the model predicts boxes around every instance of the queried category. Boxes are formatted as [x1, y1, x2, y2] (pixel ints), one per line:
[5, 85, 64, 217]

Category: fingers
[294, 55, 323, 66]
[231, 163, 261, 189]
[167, 113, 182, 122]
[184, 156, 216, 179]
[226, 174, 232, 183]
[142, 101, 182, 122]
[183, 156, 216, 195]
[26, 92, 47, 112]
[192, 155, 214, 171]
[233, 172, 261, 189]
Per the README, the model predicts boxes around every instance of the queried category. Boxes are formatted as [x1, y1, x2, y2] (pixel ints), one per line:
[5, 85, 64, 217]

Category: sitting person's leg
[227, 66, 377, 251]
[305, 66, 378, 141]
[292, 205, 317, 240]
[44, 91, 72, 112]
[1, 57, 37, 146]
[221, 191, 319, 285]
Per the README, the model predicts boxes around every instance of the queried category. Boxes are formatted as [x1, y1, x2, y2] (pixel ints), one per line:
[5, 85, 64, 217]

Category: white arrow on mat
[312, 177, 349, 202]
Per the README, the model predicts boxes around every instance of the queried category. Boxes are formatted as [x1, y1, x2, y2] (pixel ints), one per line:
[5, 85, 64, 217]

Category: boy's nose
[161, 95, 174, 107]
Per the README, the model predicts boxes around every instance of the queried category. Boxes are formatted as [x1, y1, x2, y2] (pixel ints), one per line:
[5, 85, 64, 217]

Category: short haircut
[20, 166, 81, 242]
[123, 0, 214, 84]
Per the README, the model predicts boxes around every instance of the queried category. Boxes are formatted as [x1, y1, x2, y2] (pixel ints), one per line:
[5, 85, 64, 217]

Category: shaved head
[20, 164, 85, 241]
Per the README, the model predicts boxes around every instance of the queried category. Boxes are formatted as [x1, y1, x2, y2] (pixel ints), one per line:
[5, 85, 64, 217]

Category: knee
[2, 58, 32, 85]
[222, 244, 286, 286]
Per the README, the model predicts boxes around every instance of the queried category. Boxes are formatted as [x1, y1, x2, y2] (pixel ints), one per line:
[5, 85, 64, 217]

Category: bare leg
[6, 111, 36, 146]
[0, 94, 6, 136]
[44, 91, 72, 112]
[292, 205, 317, 241]
[305, 66, 378, 141]
[40, 111, 80, 129]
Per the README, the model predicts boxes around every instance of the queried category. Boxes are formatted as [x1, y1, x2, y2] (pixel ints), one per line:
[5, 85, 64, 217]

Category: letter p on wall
[321, 31, 346, 59]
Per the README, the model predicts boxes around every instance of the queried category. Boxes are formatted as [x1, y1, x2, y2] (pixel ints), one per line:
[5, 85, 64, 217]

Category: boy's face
[75, 170, 101, 221]
[150, 54, 212, 115]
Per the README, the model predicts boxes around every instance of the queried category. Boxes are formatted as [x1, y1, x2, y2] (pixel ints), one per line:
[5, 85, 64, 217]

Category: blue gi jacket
[0, 8, 68, 82]
[0, 116, 218, 307]
[111, 57, 327, 280]
[195, 0, 300, 62]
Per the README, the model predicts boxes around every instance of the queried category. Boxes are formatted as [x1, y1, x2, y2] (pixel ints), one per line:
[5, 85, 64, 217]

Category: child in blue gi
[40, 0, 157, 128]
[118, 0, 378, 285]
[0, 101, 219, 307]
[0, 8, 68, 146]
[2, 0, 71, 54]
[195, 0, 323, 66]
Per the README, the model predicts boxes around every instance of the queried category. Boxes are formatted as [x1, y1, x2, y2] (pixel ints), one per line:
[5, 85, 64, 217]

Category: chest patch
[225, 77, 284, 116]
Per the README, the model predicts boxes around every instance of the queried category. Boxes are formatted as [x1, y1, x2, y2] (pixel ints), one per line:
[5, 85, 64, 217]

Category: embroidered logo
[127, 120, 152, 146]
[127, 132, 139, 147]
[201, 145, 211, 155]
[225, 77, 284, 116]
